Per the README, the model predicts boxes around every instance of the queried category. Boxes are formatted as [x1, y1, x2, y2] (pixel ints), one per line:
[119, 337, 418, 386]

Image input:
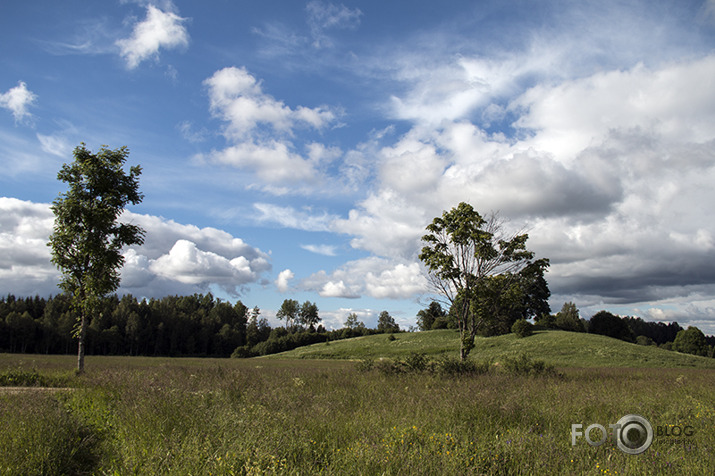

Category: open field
[1, 342, 714, 475]
[269, 329, 715, 368]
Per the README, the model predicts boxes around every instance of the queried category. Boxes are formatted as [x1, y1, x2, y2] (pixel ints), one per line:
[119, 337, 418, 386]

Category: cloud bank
[0, 197, 270, 299]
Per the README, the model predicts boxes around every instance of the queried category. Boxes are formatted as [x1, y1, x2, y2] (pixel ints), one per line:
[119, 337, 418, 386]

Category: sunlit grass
[270, 330, 715, 368]
[0, 354, 713, 475]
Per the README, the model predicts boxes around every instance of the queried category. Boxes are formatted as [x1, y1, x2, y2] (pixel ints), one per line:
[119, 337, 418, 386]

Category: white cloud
[513, 56, 715, 163]
[253, 203, 337, 232]
[300, 244, 337, 256]
[0, 81, 37, 123]
[116, 4, 189, 69]
[0, 198, 270, 298]
[205, 141, 318, 183]
[275, 269, 294, 293]
[0, 198, 56, 296]
[201, 67, 340, 186]
[302, 257, 427, 299]
[204, 66, 336, 139]
[330, 52, 715, 333]
[149, 239, 258, 286]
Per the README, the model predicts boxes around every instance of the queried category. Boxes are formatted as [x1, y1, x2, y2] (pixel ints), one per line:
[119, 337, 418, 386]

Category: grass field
[270, 329, 715, 369]
[1, 331, 714, 475]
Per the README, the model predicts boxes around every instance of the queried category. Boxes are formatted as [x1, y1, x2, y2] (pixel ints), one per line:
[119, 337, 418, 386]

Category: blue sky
[3, 0, 715, 332]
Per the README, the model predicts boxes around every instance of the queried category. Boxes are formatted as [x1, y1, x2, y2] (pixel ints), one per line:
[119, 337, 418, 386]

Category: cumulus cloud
[329, 50, 715, 335]
[0, 198, 57, 296]
[302, 257, 427, 299]
[0, 81, 37, 123]
[200, 67, 340, 186]
[275, 269, 294, 293]
[204, 67, 336, 139]
[116, 4, 189, 69]
[0, 197, 270, 298]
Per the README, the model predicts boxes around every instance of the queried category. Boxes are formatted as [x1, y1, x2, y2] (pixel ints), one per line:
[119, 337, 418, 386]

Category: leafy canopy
[49, 144, 145, 305]
[419, 202, 549, 358]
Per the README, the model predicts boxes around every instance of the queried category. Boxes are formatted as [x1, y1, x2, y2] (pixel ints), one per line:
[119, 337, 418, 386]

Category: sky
[2, 0, 715, 333]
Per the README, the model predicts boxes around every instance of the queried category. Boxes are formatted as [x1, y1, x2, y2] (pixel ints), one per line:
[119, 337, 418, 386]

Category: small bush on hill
[511, 319, 533, 338]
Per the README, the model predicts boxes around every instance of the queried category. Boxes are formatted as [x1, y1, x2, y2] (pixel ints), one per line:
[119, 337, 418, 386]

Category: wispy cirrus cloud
[306, 1, 362, 48]
[300, 244, 337, 256]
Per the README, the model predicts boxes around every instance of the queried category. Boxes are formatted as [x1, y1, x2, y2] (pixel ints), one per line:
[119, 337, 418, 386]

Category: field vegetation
[274, 329, 715, 369]
[1, 331, 714, 475]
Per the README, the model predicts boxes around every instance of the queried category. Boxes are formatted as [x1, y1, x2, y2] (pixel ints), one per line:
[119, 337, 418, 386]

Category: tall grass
[0, 355, 713, 475]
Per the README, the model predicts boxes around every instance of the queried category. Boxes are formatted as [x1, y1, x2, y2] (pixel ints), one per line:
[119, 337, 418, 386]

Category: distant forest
[0, 293, 381, 358]
[1, 293, 713, 358]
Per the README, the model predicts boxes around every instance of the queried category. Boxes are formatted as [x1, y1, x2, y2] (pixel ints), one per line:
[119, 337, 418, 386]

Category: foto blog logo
[571, 414, 653, 455]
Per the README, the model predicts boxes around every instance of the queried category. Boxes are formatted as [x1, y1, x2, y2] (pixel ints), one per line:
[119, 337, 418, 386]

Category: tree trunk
[77, 310, 87, 373]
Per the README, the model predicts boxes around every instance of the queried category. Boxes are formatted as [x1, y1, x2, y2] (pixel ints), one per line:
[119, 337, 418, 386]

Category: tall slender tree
[48, 143, 145, 372]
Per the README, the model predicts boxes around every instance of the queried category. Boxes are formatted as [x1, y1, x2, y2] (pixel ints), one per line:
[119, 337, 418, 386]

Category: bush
[404, 353, 428, 372]
[501, 353, 556, 377]
[511, 319, 533, 338]
[432, 356, 491, 376]
[636, 335, 655, 346]
[231, 345, 255, 358]
[0, 368, 70, 387]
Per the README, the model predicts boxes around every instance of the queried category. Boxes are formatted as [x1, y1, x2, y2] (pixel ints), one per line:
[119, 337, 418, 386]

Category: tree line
[416, 299, 715, 358]
[0, 294, 403, 358]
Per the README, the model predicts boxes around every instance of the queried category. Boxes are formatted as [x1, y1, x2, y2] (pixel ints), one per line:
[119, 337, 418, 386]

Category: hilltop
[264, 329, 715, 368]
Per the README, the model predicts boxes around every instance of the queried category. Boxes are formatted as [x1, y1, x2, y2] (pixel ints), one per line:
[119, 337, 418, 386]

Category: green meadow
[1, 330, 714, 475]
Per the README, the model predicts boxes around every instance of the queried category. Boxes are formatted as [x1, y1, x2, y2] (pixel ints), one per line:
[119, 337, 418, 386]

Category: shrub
[511, 319, 534, 338]
[404, 353, 428, 372]
[433, 356, 491, 376]
[636, 335, 655, 346]
[501, 353, 556, 377]
[231, 345, 255, 358]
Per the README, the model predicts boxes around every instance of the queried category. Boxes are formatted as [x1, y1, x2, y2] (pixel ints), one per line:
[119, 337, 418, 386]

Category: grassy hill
[264, 329, 715, 368]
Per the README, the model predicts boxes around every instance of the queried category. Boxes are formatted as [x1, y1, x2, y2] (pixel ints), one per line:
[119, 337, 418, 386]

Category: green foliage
[0, 392, 107, 475]
[511, 319, 533, 338]
[364, 353, 492, 376]
[672, 326, 709, 356]
[500, 353, 556, 376]
[554, 301, 585, 332]
[276, 299, 300, 328]
[48, 144, 145, 372]
[272, 329, 715, 368]
[419, 202, 549, 359]
[344, 312, 365, 330]
[636, 335, 656, 346]
[588, 311, 635, 342]
[377, 310, 400, 333]
[299, 300, 321, 330]
[416, 301, 450, 330]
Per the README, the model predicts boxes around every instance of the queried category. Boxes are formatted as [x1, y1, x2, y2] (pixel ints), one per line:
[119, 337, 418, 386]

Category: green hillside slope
[264, 329, 715, 368]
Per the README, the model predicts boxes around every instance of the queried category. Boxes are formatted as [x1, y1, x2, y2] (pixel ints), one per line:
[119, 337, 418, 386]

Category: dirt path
[0, 386, 75, 395]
